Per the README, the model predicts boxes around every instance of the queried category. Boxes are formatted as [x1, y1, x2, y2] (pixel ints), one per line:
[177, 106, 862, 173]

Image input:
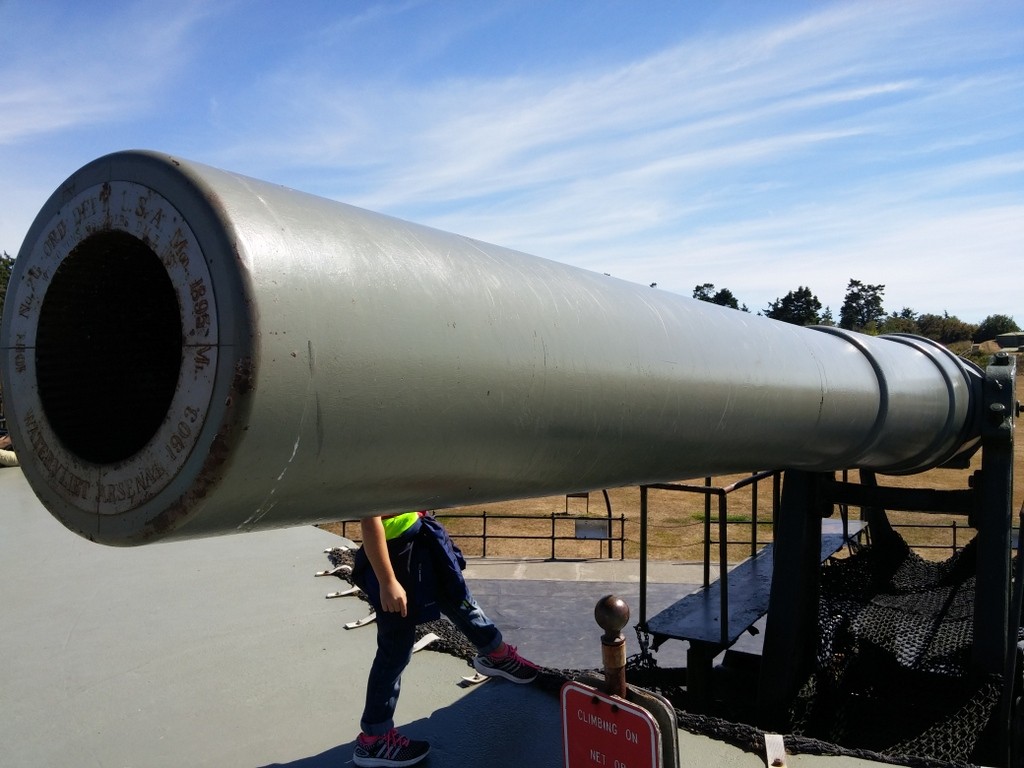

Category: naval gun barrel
[0, 151, 982, 545]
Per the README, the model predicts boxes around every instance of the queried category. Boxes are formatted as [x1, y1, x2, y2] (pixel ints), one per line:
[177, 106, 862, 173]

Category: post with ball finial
[594, 594, 630, 698]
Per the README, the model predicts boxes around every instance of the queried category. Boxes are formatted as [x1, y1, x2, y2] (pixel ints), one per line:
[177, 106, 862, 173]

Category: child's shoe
[472, 643, 539, 683]
[352, 728, 430, 767]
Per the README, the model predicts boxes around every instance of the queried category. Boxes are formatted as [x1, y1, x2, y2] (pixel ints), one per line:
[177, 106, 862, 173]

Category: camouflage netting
[788, 534, 1004, 766]
[624, 534, 1009, 768]
[325, 534, 1010, 768]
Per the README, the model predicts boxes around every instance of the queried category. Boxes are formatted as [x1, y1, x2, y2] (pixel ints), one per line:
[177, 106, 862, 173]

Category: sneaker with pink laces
[352, 728, 430, 767]
[472, 644, 539, 683]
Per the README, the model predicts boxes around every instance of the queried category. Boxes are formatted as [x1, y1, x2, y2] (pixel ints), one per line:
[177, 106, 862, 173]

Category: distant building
[996, 332, 1024, 350]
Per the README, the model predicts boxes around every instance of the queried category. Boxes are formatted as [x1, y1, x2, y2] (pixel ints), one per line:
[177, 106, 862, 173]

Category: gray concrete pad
[0, 467, 889, 767]
[0, 466, 524, 767]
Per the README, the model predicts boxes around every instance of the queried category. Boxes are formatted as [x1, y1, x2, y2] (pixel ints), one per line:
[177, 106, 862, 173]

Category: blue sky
[1, 0, 1021, 322]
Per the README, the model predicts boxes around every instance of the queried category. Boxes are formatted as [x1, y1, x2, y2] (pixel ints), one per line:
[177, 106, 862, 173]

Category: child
[351, 511, 538, 767]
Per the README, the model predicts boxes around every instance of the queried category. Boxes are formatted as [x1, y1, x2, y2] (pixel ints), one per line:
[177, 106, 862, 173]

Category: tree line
[691, 278, 1018, 344]
[0, 251, 12, 326]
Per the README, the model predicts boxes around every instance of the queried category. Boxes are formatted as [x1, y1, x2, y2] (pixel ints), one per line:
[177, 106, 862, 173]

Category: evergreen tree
[973, 314, 1019, 342]
[877, 307, 920, 335]
[839, 279, 885, 331]
[692, 283, 715, 302]
[692, 282, 746, 311]
[0, 251, 13, 331]
[710, 287, 739, 310]
[916, 312, 977, 344]
[764, 286, 821, 326]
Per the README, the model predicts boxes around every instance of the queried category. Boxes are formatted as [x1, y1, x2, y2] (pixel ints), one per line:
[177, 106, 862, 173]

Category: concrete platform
[0, 466, 889, 767]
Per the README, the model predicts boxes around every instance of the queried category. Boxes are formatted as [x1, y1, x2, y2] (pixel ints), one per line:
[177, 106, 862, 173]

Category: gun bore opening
[35, 230, 182, 465]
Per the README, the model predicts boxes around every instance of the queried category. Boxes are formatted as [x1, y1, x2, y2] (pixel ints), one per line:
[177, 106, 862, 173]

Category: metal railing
[328, 481, 975, 566]
[640, 470, 781, 589]
[891, 520, 967, 553]
[637, 471, 780, 632]
[441, 511, 627, 560]
[334, 510, 628, 560]
[711, 518, 969, 557]
[690, 468, 972, 561]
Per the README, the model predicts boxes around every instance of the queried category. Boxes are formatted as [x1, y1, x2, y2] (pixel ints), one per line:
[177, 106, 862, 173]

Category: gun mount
[1, 151, 1017, 764]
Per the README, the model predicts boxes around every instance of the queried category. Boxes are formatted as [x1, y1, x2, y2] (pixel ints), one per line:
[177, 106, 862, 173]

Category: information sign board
[574, 518, 611, 539]
[561, 680, 661, 768]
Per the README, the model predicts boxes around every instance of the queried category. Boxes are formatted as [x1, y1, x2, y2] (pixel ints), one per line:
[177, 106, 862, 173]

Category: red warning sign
[561, 681, 661, 768]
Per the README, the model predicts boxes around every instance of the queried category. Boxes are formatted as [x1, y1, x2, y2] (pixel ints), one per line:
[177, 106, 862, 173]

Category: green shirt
[381, 511, 422, 540]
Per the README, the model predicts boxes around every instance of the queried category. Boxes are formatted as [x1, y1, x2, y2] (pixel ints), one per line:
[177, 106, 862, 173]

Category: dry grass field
[325, 360, 1023, 565]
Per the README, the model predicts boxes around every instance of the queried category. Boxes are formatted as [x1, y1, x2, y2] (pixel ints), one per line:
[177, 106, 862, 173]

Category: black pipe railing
[335, 511, 628, 560]
[329, 490, 973, 563]
[710, 519, 968, 555]
[641, 471, 781, 586]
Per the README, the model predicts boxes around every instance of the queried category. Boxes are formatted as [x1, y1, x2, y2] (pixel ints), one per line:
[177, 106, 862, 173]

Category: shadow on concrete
[257, 742, 354, 768]
[257, 679, 564, 768]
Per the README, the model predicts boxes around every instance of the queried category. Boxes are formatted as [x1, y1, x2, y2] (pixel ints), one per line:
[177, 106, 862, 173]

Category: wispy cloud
[1, 0, 1020, 320]
[0, 1, 212, 144]
[214, 1, 1016, 201]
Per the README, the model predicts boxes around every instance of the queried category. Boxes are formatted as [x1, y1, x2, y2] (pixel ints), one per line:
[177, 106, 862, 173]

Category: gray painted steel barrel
[0, 151, 982, 544]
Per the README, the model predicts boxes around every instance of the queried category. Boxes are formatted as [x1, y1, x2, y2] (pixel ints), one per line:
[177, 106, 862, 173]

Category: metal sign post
[561, 596, 677, 767]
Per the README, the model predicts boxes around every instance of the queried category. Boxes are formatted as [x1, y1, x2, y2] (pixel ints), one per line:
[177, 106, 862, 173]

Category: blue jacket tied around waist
[352, 513, 468, 624]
